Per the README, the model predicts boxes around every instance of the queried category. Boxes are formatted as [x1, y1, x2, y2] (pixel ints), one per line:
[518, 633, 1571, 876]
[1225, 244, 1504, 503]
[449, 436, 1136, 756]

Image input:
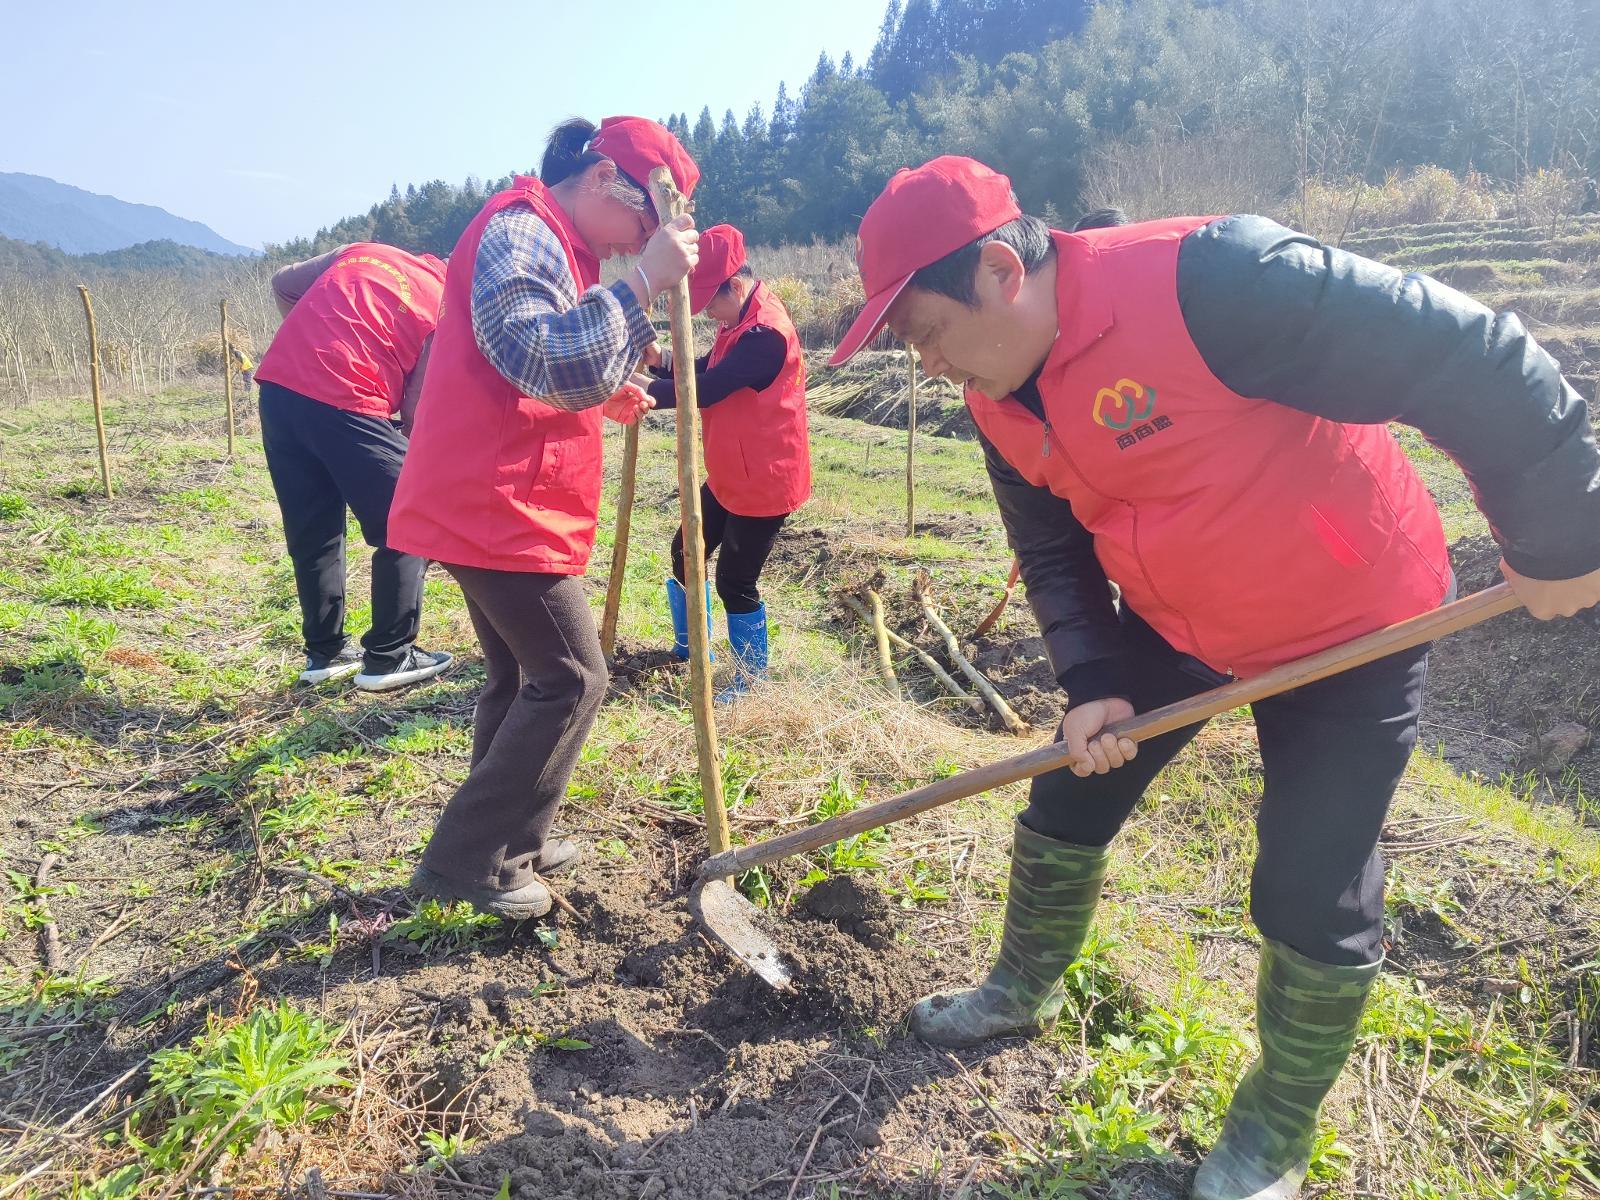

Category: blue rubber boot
[666, 577, 713, 662]
[717, 604, 768, 703]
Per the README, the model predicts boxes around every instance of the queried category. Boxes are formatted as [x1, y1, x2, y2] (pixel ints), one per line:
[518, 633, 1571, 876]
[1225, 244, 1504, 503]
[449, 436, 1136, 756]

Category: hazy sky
[2, 0, 885, 250]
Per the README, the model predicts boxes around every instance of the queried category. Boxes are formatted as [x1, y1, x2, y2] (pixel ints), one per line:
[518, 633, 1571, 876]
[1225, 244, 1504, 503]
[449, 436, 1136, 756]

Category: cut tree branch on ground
[34, 853, 64, 972]
[859, 588, 902, 699]
[913, 570, 1028, 735]
[839, 592, 979, 711]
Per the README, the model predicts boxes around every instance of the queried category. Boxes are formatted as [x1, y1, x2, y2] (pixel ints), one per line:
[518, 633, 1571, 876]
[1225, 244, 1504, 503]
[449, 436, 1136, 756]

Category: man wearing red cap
[255, 241, 452, 693]
[389, 117, 699, 921]
[832, 156, 1600, 1198]
[642, 223, 810, 700]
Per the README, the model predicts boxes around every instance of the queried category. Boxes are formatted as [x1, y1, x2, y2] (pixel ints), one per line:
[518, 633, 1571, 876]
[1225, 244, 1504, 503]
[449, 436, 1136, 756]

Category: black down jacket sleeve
[1176, 214, 1600, 581]
[646, 327, 786, 410]
[980, 430, 1135, 703]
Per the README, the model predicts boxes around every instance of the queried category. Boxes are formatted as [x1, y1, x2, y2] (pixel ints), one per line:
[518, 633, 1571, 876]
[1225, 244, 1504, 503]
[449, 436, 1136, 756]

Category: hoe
[694, 584, 1523, 990]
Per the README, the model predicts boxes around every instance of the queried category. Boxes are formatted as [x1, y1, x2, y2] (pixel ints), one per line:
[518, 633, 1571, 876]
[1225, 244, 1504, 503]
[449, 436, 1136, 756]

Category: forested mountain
[273, 0, 1599, 257]
[0, 234, 241, 276]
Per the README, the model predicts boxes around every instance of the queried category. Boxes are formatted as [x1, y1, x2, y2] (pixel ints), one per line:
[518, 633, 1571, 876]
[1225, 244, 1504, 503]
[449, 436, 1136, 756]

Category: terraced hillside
[1343, 214, 1600, 399]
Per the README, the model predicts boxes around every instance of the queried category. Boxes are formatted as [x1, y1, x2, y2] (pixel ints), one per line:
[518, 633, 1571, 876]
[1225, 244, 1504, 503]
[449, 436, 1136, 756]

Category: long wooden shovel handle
[701, 583, 1520, 879]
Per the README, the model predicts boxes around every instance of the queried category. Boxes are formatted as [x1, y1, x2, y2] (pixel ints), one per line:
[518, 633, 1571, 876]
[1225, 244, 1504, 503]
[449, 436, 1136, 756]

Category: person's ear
[588, 158, 618, 190]
[976, 240, 1026, 306]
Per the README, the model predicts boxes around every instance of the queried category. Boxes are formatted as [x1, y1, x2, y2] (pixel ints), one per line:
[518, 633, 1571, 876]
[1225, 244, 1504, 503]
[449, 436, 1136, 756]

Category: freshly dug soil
[1426, 534, 1600, 812]
[385, 870, 1063, 1199]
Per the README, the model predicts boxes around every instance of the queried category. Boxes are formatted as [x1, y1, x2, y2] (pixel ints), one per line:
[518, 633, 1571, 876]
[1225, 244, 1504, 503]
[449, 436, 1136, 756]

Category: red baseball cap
[588, 115, 700, 201]
[828, 156, 1021, 366]
[688, 224, 747, 315]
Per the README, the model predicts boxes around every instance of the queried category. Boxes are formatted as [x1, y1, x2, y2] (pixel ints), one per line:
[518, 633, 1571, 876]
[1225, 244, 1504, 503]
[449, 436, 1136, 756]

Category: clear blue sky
[2, 0, 886, 250]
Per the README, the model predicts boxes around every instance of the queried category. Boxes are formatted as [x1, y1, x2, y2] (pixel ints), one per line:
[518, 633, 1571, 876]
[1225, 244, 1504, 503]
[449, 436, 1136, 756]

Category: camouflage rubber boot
[1191, 939, 1382, 1200]
[909, 819, 1110, 1047]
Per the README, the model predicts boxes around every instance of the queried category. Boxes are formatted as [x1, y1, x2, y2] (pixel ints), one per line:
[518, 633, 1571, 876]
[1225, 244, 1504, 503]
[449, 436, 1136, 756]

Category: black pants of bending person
[259, 381, 426, 673]
[1023, 597, 1446, 968]
[670, 483, 787, 614]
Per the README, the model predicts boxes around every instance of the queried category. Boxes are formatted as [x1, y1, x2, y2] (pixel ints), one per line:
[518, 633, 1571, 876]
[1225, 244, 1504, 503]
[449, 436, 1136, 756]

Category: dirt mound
[971, 633, 1062, 729]
[797, 874, 898, 948]
[390, 870, 1052, 1199]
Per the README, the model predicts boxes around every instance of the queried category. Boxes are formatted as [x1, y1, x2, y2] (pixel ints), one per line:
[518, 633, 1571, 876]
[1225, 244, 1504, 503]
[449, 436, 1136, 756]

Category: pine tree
[868, 0, 903, 81]
[769, 81, 795, 144]
[879, 0, 938, 102]
[692, 106, 716, 154]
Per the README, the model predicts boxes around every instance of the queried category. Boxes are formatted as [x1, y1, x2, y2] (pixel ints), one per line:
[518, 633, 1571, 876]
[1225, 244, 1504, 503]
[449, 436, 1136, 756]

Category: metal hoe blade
[690, 877, 794, 991]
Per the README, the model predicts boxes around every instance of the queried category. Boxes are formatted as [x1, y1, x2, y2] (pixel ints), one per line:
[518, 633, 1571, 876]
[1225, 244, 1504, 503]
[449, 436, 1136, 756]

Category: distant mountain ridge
[0, 172, 254, 257]
[0, 232, 242, 276]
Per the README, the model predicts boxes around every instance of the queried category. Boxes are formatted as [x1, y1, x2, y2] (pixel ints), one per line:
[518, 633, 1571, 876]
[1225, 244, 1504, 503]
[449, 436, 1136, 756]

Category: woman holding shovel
[828, 156, 1600, 1199]
[641, 224, 811, 700]
[387, 116, 699, 920]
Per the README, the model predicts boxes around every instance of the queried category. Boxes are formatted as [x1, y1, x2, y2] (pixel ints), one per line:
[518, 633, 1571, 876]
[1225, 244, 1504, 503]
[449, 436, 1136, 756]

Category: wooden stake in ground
[649, 167, 729, 857]
[599, 353, 651, 661]
[220, 299, 236, 457]
[75, 285, 112, 499]
[905, 350, 917, 537]
[598, 420, 640, 660]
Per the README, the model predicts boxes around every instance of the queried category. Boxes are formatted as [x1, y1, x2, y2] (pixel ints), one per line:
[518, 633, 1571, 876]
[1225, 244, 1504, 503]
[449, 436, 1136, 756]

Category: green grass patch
[93, 1002, 349, 1195]
[36, 555, 164, 609]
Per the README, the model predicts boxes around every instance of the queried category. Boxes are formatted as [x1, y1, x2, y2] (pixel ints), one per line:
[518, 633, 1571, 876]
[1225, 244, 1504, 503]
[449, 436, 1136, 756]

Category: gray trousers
[419, 567, 607, 890]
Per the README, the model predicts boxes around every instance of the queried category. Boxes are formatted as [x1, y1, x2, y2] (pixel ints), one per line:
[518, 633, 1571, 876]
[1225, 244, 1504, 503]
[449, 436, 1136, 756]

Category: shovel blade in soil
[690, 878, 795, 991]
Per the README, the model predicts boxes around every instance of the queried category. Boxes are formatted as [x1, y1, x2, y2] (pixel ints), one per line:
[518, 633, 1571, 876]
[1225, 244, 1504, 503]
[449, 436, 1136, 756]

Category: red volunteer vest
[966, 223, 1451, 679]
[700, 282, 811, 517]
[387, 179, 605, 574]
[256, 243, 444, 418]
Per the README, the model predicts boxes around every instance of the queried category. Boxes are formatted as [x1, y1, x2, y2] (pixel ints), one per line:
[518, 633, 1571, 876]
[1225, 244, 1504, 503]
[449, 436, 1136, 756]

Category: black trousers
[670, 483, 787, 614]
[1023, 604, 1438, 967]
[259, 382, 426, 672]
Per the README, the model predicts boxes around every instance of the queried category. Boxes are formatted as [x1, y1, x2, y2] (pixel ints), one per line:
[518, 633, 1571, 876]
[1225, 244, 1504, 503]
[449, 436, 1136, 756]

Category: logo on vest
[337, 253, 414, 314]
[1092, 378, 1173, 450]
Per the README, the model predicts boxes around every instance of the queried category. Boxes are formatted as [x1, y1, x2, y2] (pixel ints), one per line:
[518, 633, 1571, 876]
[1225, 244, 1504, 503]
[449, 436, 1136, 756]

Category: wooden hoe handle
[700, 584, 1521, 879]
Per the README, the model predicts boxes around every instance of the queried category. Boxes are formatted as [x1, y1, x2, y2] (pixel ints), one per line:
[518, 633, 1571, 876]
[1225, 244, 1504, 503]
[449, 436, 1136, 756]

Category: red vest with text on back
[964, 223, 1451, 679]
[256, 243, 444, 418]
[387, 178, 605, 574]
[699, 282, 811, 518]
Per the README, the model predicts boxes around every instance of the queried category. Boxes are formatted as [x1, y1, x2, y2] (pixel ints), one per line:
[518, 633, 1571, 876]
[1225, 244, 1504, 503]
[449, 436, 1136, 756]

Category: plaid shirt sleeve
[470, 205, 656, 411]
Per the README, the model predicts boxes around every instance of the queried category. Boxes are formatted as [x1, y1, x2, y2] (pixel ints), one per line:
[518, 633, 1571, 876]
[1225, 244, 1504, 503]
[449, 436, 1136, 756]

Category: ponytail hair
[540, 117, 602, 185]
[1073, 206, 1130, 231]
[540, 117, 650, 213]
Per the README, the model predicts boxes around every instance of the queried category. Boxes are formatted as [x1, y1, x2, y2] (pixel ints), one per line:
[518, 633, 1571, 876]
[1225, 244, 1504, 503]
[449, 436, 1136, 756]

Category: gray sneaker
[299, 639, 362, 685]
[409, 865, 552, 920]
[354, 647, 453, 693]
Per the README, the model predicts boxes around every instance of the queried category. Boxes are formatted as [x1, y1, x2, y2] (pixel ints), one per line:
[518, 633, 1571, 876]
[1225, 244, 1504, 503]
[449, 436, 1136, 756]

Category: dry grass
[1297, 166, 1590, 242]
